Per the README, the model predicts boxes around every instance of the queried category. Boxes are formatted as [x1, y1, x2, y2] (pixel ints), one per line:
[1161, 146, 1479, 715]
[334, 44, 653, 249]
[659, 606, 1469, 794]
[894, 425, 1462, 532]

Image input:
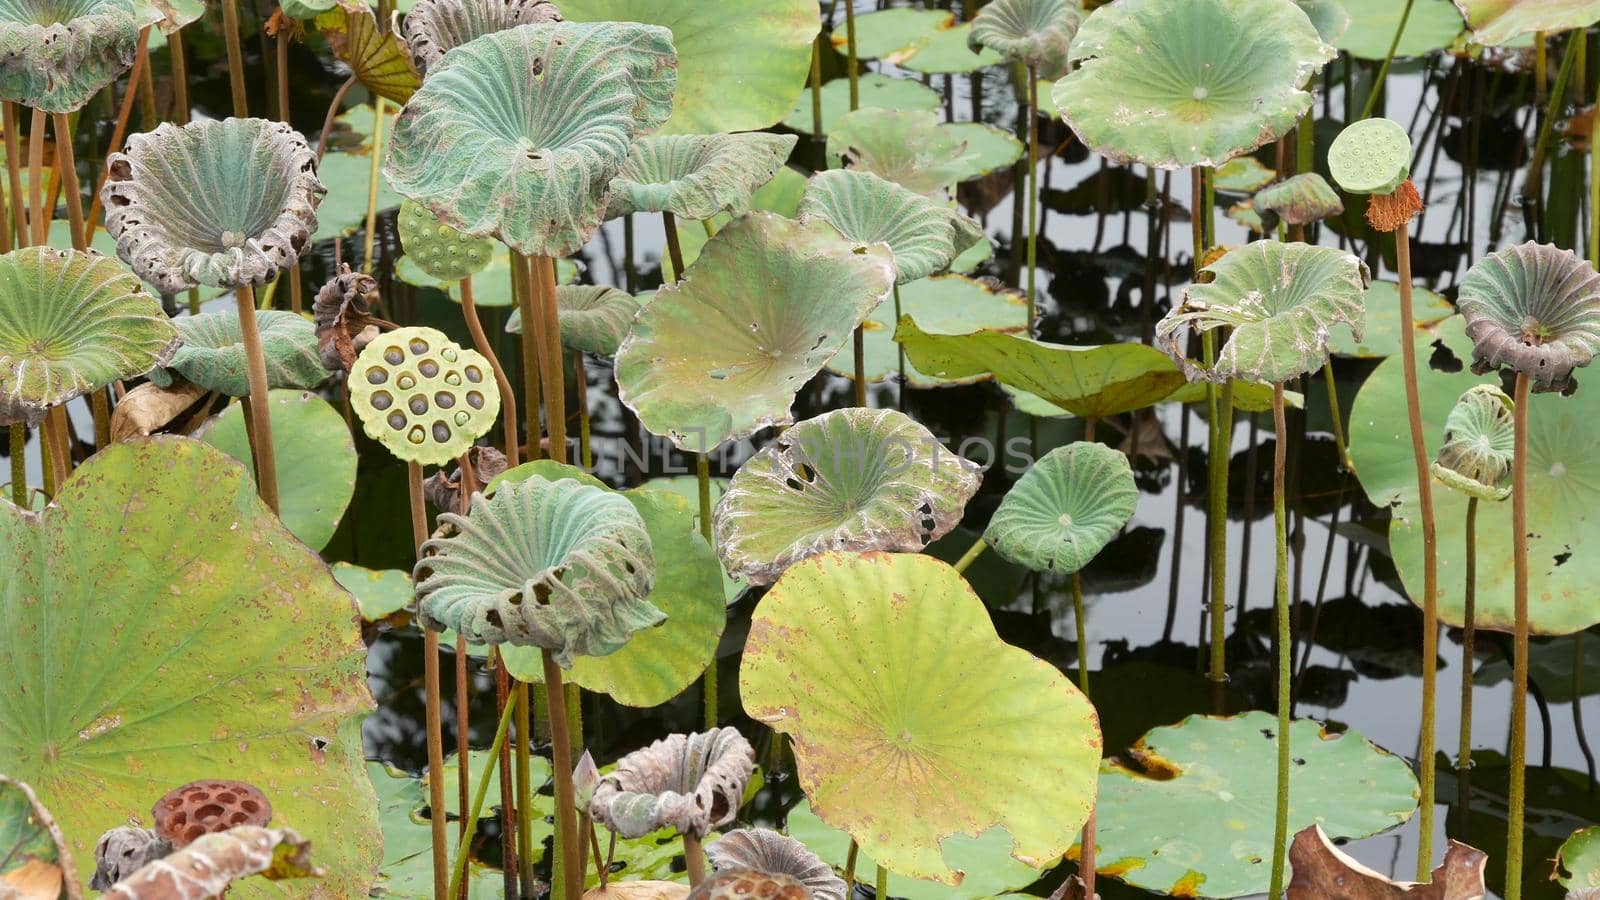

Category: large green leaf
[614, 212, 895, 452]
[1093, 712, 1418, 899]
[1452, 0, 1600, 46]
[797, 169, 984, 284]
[508, 285, 642, 357]
[644, 475, 745, 605]
[984, 442, 1136, 575]
[1052, 0, 1334, 169]
[317, 0, 422, 105]
[1334, 0, 1465, 58]
[780, 72, 940, 136]
[0, 437, 379, 897]
[313, 147, 405, 243]
[1431, 383, 1515, 502]
[335, 564, 414, 621]
[0, 246, 177, 425]
[606, 133, 797, 220]
[148, 310, 326, 398]
[370, 761, 512, 898]
[899, 22, 1002, 73]
[828, 275, 1028, 386]
[1558, 825, 1600, 891]
[398, 0, 561, 74]
[556, 0, 817, 134]
[826, 108, 970, 197]
[1294, 0, 1351, 42]
[1457, 241, 1600, 393]
[385, 21, 677, 258]
[347, 326, 502, 466]
[840, 7, 951, 61]
[0, 0, 137, 113]
[713, 408, 982, 585]
[740, 551, 1100, 885]
[1326, 279, 1454, 359]
[967, 0, 1079, 73]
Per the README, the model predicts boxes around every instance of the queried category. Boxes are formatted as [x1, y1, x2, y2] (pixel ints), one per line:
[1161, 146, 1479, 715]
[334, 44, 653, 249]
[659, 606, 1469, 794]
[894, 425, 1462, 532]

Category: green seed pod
[1327, 117, 1412, 195]
[397, 199, 495, 283]
[348, 326, 500, 465]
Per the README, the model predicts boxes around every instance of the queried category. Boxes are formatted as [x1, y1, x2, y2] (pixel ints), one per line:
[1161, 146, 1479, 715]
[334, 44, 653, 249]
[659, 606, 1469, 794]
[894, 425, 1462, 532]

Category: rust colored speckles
[1169, 870, 1207, 896]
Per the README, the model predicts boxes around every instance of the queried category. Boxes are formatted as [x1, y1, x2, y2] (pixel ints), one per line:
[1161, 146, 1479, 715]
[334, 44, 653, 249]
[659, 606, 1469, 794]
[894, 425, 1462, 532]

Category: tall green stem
[1359, 0, 1414, 120]
[844, 0, 858, 111]
[363, 99, 387, 275]
[1268, 382, 1291, 899]
[696, 451, 717, 728]
[511, 248, 541, 461]
[874, 864, 887, 900]
[1505, 372, 1531, 900]
[514, 680, 535, 897]
[543, 650, 582, 900]
[1323, 360, 1353, 473]
[410, 462, 448, 900]
[8, 424, 23, 507]
[1456, 496, 1479, 819]
[449, 691, 517, 900]
[220, 0, 249, 117]
[236, 283, 279, 512]
[1026, 63, 1040, 326]
[952, 535, 987, 574]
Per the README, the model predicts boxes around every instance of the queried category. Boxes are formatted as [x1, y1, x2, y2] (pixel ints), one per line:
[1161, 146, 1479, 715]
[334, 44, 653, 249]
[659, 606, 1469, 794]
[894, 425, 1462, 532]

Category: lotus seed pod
[348, 326, 501, 465]
[1327, 117, 1412, 195]
[687, 869, 814, 900]
[1431, 385, 1515, 502]
[151, 780, 272, 848]
[397, 199, 495, 282]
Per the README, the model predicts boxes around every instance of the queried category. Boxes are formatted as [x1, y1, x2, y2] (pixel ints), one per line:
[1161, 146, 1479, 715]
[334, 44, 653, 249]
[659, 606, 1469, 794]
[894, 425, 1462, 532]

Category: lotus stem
[314, 75, 359, 160]
[1079, 809, 1099, 900]
[448, 689, 517, 900]
[1268, 382, 1292, 900]
[513, 680, 535, 898]
[409, 461, 450, 900]
[220, 0, 249, 116]
[459, 275, 520, 465]
[3, 103, 23, 250]
[1456, 496, 1479, 820]
[574, 351, 592, 470]
[893, 283, 906, 409]
[136, 41, 155, 130]
[84, 27, 150, 245]
[1026, 63, 1039, 328]
[696, 451, 718, 728]
[542, 650, 583, 900]
[852, 326, 867, 406]
[874, 863, 886, 900]
[533, 255, 567, 464]
[233, 283, 281, 511]
[454, 456, 474, 861]
[1358, 0, 1413, 120]
[90, 390, 109, 449]
[662, 210, 686, 282]
[169, 26, 190, 125]
[510, 248, 541, 462]
[1535, 32, 1548, 110]
[952, 535, 987, 574]
[809, 34, 825, 152]
[38, 412, 57, 498]
[9, 423, 24, 506]
[844, 0, 858, 111]
[1592, 79, 1600, 264]
[274, 18, 290, 123]
[1071, 572, 1089, 695]
[843, 840, 859, 892]
[491, 651, 518, 899]
[51, 114, 85, 253]
[1322, 359, 1353, 473]
[363, 99, 387, 275]
[1505, 371, 1532, 900]
[26, 107, 45, 246]
[683, 833, 707, 888]
[586, 819, 605, 885]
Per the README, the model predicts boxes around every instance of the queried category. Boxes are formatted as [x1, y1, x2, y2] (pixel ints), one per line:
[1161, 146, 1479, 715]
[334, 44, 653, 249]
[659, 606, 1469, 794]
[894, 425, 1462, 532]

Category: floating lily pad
[1451, 0, 1600, 47]
[615, 212, 894, 452]
[827, 108, 970, 197]
[1431, 383, 1515, 501]
[1457, 241, 1600, 394]
[0, 0, 137, 113]
[829, 274, 1028, 386]
[740, 552, 1100, 884]
[313, 147, 405, 243]
[1473, 632, 1600, 701]
[508, 285, 642, 357]
[334, 564, 414, 621]
[1253, 173, 1344, 231]
[606, 132, 798, 220]
[426, 750, 551, 818]
[347, 326, 501, 465]
[798, 169, 984, 284]
[0, 437, 379, 897]
[967, 0, 1080, 73]
[149, 310, 326, 398]
[1093, 712, 1419, 899]
[1327, 280, 1454, 358]
[840, 7, 951, 61]
[900, 22, 1002, 73]
[398, 0, 561, 75]
[1335, 0, 1465, 59]
[1329, 117, 1413, 195]
[371, 761, 511, 899]
[781, 72, 941, 136]
[1558, 825, 1600, 891]
[985, 442, 1137, 574]
[945, 121, 1026, 178]
[1213, 156, 1277, 194]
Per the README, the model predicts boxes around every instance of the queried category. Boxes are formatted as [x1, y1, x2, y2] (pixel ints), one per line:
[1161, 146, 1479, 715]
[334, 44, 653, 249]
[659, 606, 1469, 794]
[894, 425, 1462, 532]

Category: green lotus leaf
[589, 728, 754, 839]
[967, 0, 1080, 72]
[740, 551, 1100, 885]
[371, 760, 511, 898]
[984, 442, 1136, 575]
[1213, 155, 1277, 194]
[312, 148, 404, 243]
[492, 459, 724, 707]
[1327, 279, 1454, 358]
[1452, 0, 1600, 47]
[396, 198, 495, 283]
[606, 132, 798, 220]
[399, 0, 561, 75]
[1351, 315, 1600, 633]
[1559, 825, 1600, 891]
[1472, 632, 1600, 701]
[102, 118, 325, 293]
[643, 474, 745, 605]
[384, 21, 677, 258]
[1155, 241, 1369, 385]
[0, 0, 137, 113]
[897, 319, 1189, 418]
[0, 777, 63, 885]
[508, 285, 641, 357]
[901, 22, 1002, 73]
[1457, 241, 1600, 393]
[839, 7, 951, 61]
[797, 169, 984, 284]
[334, 563, 414, 621]
[425, 750, 551, 819]
[1093, 712, 1418, 899]
[1431, 383, 1515, 502]
[1252, 173, 1344, 231]
[713, 408, 982, 586]
[198, 389, 357, 550]
[0, 246, 177, 425]
[0, 437, 379, 897]
[944, 121, 1025, 178]
[135, 0, 201, 32]
[397, 248, 578, 307]
[827, 274, 1028, 386]
[148, 309, 326, 398]
[415, 474, 663, 666]
[708, 828, 846, 900]
[280, 0, 336, 18]
[1335, 0, 1465, 58]
[1328, 117, 1413, 195]
[1052, 0, 1333, 169]
[780, 72, 941, 136]
[1295, 0, 1352, 43]
[615, 212, 895, 452]
[826, 108, 969, 197]
[347, 326, 501, 466]
[317, 0, 422, 105]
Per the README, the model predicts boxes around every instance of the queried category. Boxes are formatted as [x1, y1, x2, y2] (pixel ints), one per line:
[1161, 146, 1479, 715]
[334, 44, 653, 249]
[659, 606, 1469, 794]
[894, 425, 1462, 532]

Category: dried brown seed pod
[686, 869, 813, 900]
[150, 780, 272, 848]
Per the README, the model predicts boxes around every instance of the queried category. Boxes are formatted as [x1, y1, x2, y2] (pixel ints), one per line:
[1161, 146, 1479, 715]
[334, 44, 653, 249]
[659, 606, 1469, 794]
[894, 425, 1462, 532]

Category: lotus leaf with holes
[1456, 242, 1600, 393]
[797, 169, 983, 284]
[0, 0, 137, 113]
[606, 133, 798, 220]
[148, 310, 326, 398]
[967, 0, 1080, 74]
[508, 285, 642, 357]
[1253, 174, 1344, 231]
[348, 326, 500, 466]
[985, 442, 1136, 574]
[396, 199, 494, 283]
[1431, 384, 1515, 502]
[826, 108, 970, 197]
[399, 0, 561, 75]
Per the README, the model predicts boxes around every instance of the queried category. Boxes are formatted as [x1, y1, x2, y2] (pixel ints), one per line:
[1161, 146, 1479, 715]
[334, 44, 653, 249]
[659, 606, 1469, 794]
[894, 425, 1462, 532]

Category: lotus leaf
[509, 285, 641, 357]
[1329, 118, 1413, 195]
[148, 310, 326, 397]
[1473, 632, 1600, 700]
[384, 21, 677, 258]
[780, 72, 940, 136]
[396, 199, 494, 283]
[0, 246, 177, 425]
[280, 0, 336, 17]
[840, 7, 950, 61]
[1214, 156, 1278, 194]
[0, 0, 137, 113]
[198, 390, 357, 550]
[1457, 241, 1600, 393]
[1253, 173, 1345, 231]
[312, 147, 404, 243]
[826, 108, 969, 197]
[555, 0, 817, 135]
[590, 728, 754, 839]
[1559, 826, 1600, 891]
[415, 474, 662, 666]
[614, 212, 895, 452]
[985, 442, 1137, 574]
[901, 22, 1002, 73]
[348, 326, 500, 465]
[713, 408, 982, 585]
[1327, 280, 1455, 358]
[317, 0, 421, 105]
[740, 551, 1100, 885]
[136, 0, 201, 33]
[1431, 384, 1515, 501]
[399, 0, 561, 74]
[1052, 0, 1334, 169]
[0, 437, 379, 896]
[427, 750, 550, 818]
[1335, 0, 1465, 58]
[606, 133, 798, 220]
[830, 275, 1029, 386]
[944, 121, 1025, 177]
[1093, 712, 1419, 898]
[967, 0, 1080, 73]
[644, 474, 745, 605]
[1286, 825, 1488, 898]
[1452, 0, 1600, 47]
[334, 563, 414, 621]
[0, 775, 68, 891]
[1156, 241, 1369, 385]
[797, 169, 983, 284]
[707, 829, 845, 900]
[1295, 0, 1352, 43]
[370, 761, 508, 898]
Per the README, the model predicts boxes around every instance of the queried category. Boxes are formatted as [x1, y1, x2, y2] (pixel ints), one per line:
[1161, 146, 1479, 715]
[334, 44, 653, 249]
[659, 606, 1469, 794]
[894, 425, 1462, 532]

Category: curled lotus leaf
[1457, 242, 1600, 393]
[614, 212, 895, 452]
[1253, 173, 1345, 231]
[105, 826, 320, 897]
[826, 108, 969, 197]
[740, 551, 1101, 885]
[1286, 825, 1488, 898]
[1452, 0, 1600, 47]
[796, 169, 984, 284]
[1328, 117, 1413, 195]
[148, 309, 325, 398]
[967, 0, 1080, 73]
[1156, 240, 1369, 385]
[312, 263, 385, 372]
[508, 285, 640, 357]
[396, 199, 495, 283]
[415, 475, 662, 666]
[1052, 0, 1334, 169]
[607, 132, 798, 220]
[347, 326, 501, 466]
[399, 0, 561, 75]
[589, 728, 754, 839]
[1431, 384, 1515, 502]
[102, 118, 325, 293]
[0, 0, 137, 113]
[0, 246, 177, 425]
[1558, 825, 1600, 892]
[713, 408, 982, 586]
[984, 441, 1137, 575]
[706, 829, 845, 900]
[135, 0, 201, 33]
[385, 22, 677, 258]
[316, 0, 421, 105]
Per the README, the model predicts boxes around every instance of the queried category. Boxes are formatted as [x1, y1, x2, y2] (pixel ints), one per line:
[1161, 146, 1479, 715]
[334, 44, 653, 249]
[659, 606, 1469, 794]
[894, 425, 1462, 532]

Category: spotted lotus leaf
[103, 827, 320, 898]
[614, 212, 895, 452]
[606, 132, 797, 220]
[590, 728, 753, 839]
[1558, 825, 1600, 893]
[0, 247, 177, 425]
[416, 475, 662, 665]
[796, 169, 983, 284]
[507, 285, 640, 357]
[148, 310, 325, 398]
[713, 408, 982, 586]
[317, 0, 421, 105]
[102, 118, 324, 293]
[707, 830, 844, 900]
[967, 0, 1080, 74]
[825, 108, 969, 198]
[985, 441, 1137, 575]
[1052, 0, 1334, 169]
[135, 0, 202, 33]
[1328, 117, 1413, 195]
[1156, 240, 1369, 385]
[1287, 825, 1488, 899]
[1452, 0, 1600, 47]
[385, 22, 677, 258]
[399, 0, 561, 75]
[1431, 384, 1515, 502]
[1457, 242, 1600, 393]
[347, 326, 500, 466]
[1253, 173, 1344, 231]
[396, 199, 494, 284]
[0, 0, 137, 113]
